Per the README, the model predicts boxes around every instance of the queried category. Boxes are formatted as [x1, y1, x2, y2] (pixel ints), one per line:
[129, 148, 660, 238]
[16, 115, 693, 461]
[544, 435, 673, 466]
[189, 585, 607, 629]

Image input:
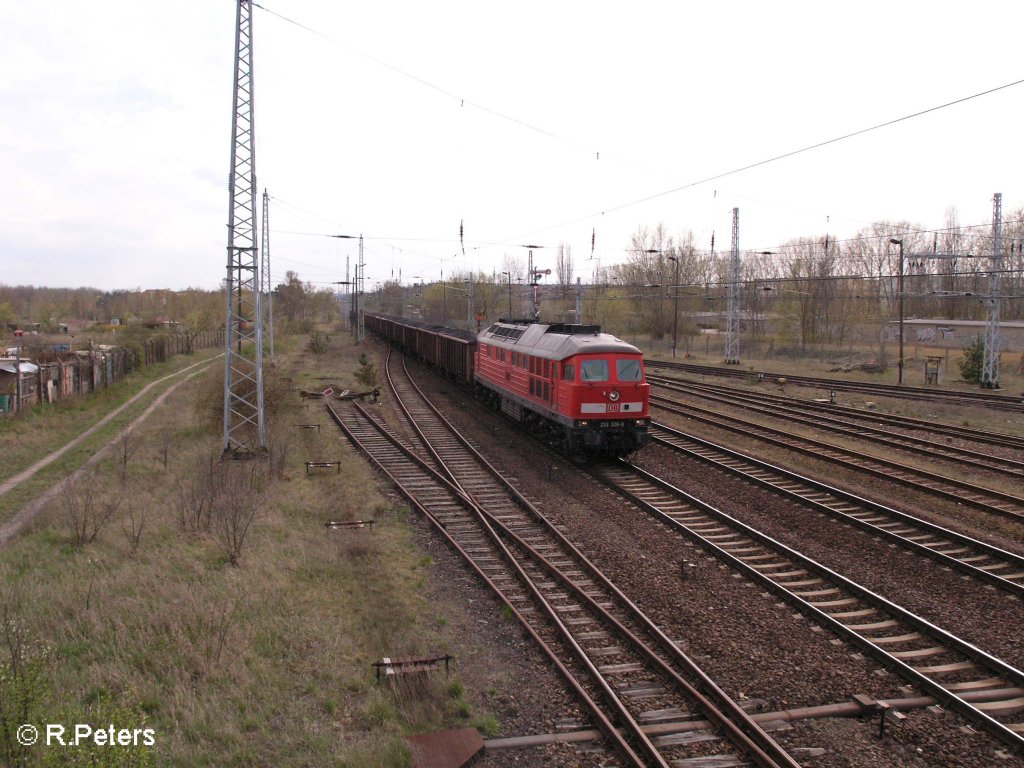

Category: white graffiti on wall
[881, 326, 956, 343]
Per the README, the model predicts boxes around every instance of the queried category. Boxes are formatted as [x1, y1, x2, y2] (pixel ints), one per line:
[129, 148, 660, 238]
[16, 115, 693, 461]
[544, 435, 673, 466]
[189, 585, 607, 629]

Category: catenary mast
[724, 208, 741, 364]
[981, 192, 1003, 388]
[222, 0, 266, 457]
[262, 188, 274, 360]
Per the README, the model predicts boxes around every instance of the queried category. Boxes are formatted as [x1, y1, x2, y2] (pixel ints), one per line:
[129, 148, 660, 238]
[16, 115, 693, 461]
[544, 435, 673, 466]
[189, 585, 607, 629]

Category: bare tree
[211, 464, 262, 565]
[555, 243, 574, 300]
[122, 507, 146, 555]
[62, 480, 117, 547]
[177, 457, 219, 533]
[114, 430, 135, 487]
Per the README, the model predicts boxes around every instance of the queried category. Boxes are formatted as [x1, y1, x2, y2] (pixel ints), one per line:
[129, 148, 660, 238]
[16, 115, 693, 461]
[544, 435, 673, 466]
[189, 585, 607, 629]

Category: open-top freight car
[364, 313, 650, 456]
[364, 314, 475, 382]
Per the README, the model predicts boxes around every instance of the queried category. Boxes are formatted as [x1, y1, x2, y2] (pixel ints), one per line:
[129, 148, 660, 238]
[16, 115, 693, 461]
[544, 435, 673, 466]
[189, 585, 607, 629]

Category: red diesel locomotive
[364, 313, 651, 456]
[475, 319, 650, 455]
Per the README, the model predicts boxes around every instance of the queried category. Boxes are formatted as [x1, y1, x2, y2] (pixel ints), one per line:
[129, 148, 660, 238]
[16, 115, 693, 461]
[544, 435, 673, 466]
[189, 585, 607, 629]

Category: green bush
[958, 336, 987, 384]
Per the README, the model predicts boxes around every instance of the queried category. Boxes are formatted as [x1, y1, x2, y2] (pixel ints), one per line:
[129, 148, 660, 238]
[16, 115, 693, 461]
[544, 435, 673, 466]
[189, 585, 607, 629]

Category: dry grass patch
[0, 335, 496, 767]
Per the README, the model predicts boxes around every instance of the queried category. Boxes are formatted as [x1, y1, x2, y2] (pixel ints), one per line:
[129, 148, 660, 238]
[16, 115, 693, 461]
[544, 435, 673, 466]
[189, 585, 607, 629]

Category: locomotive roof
[480, 321, 640, 359]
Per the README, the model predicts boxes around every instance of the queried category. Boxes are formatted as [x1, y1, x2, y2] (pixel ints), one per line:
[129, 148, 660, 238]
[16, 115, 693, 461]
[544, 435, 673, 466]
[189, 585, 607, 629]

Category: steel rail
[594, 460, 1024, 751]
[646, 373, 1024, 451]
[649, 376, 1024, 478]
[647, 359, 1024, 412]
[649, 422, 1024, 596]
[325, 399, 654, 767]
[650, 394, 1024, 523]
[380, 353, 801, 768]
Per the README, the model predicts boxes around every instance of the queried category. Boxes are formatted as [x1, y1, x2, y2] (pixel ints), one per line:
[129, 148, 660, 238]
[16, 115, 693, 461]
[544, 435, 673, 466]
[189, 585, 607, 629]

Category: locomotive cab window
[616, 359, 643, 382]
[562, 364, 575, 381]
[580, 359, 609, 382]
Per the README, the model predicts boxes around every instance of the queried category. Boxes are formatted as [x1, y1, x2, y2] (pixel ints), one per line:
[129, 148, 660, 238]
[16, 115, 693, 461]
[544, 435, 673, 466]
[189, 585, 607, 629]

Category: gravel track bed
[408, 368, 1021, 767]
[655, 381, 1024, 466]
[657, 411, 1024, 550]
[657, 392, 1024, 494]
[657, 390, 1024, 495]
[634, 444, 1024, 670]
[406, 493, 604, 768]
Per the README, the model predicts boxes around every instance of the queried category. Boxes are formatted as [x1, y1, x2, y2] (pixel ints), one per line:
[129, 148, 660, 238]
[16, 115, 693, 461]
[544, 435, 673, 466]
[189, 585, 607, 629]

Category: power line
[252, 3, 595, 155]
[253, 5, 1024, 274]
[494, 78, 1024, 245]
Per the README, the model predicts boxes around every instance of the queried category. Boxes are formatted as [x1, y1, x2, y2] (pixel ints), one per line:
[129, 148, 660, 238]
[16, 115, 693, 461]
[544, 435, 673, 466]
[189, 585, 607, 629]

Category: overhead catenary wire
[253, 2, 1022, 262]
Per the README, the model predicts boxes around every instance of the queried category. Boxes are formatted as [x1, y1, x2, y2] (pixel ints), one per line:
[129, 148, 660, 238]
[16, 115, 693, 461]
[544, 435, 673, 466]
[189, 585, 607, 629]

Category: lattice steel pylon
[724, 207, 741, 364]
[261, 188, 274, 360]
[222, 0, 266, 457]
[981, 192, 1002, 389]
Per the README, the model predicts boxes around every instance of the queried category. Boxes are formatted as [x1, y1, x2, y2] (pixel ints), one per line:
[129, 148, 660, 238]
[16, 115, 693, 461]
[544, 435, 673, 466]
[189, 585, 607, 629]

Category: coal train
[365, 313, 651, 456]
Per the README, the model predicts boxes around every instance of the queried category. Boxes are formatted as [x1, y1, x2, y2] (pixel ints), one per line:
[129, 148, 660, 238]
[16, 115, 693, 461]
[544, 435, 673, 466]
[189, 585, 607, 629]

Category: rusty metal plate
[406, 728, 484, 768]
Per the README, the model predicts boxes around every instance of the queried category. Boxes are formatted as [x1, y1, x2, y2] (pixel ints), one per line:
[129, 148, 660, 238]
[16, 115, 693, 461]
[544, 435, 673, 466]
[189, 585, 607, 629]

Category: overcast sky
[2, 1, 1022, 292]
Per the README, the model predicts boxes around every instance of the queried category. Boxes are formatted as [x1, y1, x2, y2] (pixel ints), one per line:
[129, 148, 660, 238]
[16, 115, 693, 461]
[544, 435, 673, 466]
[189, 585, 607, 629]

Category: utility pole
[223, 0, 265, 458]
[667, 255, 680, 358]
[261, 188, 274, 359]
[357, 235, 365, 343]
[889, 238, 905, 385]
[575, 276, 583, 325]
[982, 192, 1002, 388]
[724, 208, 741, 364]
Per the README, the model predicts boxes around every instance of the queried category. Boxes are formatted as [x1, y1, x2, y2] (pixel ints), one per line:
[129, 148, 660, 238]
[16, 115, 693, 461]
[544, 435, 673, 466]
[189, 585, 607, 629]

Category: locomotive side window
[563, 364, 575, 381]
[616, 359, 643, 381]
[580, 359, 609, 382]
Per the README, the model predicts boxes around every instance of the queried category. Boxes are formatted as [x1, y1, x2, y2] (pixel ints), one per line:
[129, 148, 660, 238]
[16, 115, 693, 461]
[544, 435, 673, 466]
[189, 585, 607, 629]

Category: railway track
[648, 376, 1024, 479]
[650, 392, 1024, 524]
[647, 373, 1024, 453]
[592, 460, 1024, 751]
[648, 421, 1024, 596]
[648, 360, 1024, 412]
[323, 354, 802, 768]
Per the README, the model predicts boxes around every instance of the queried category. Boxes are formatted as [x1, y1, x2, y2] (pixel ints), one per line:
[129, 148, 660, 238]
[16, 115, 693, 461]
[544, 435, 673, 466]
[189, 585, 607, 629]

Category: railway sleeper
[975, 697, 1024, 716]
[946, 677, 1010, 692]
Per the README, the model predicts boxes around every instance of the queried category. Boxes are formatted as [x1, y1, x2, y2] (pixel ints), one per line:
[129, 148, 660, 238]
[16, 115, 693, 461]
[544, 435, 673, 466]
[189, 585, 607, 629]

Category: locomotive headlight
[608, 389, 620, 402]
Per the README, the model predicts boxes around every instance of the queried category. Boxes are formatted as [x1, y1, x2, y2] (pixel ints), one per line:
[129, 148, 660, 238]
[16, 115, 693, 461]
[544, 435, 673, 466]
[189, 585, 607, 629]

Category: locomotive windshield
[616, 359, 643, 381]
[580, 359, 609, 382]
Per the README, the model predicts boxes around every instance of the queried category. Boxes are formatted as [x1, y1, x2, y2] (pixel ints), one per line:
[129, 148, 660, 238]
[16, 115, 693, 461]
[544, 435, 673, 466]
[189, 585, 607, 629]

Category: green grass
[0, 334, 500, 766]
[0, 350, 220, 486]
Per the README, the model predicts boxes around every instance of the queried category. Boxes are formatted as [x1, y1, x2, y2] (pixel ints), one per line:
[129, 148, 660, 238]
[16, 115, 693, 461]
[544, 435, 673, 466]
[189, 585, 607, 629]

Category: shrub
[958, 335, 988, 384]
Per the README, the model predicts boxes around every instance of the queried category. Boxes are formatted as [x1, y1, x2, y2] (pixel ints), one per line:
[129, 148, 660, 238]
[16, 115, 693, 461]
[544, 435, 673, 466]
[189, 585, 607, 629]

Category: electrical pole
[889, 238, 905, 385]
[223, 0, 265, 458]
[668, 255, 679, 358]
[575, 276, 582, 325]
[982, 192, 1002, 388]
[724, 208, 741, 364]
[357, 235, 365, 343]
[261, 188, 274, 359]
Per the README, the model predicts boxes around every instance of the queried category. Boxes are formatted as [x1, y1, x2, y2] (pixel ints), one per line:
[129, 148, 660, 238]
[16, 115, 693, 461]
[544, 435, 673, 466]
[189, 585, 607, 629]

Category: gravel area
[408, 499, 610, 768]
[655, 407, 1024, 550]
[367, 353, 1024, 766]
[635, 444, 1024, 670]
[657, 387, 1024, 493]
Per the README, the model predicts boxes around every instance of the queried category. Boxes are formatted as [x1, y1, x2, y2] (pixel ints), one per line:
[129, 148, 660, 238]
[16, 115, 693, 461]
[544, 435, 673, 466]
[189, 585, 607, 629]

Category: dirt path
[0, 356, 217, 498]
[0, 358, 217, 546]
